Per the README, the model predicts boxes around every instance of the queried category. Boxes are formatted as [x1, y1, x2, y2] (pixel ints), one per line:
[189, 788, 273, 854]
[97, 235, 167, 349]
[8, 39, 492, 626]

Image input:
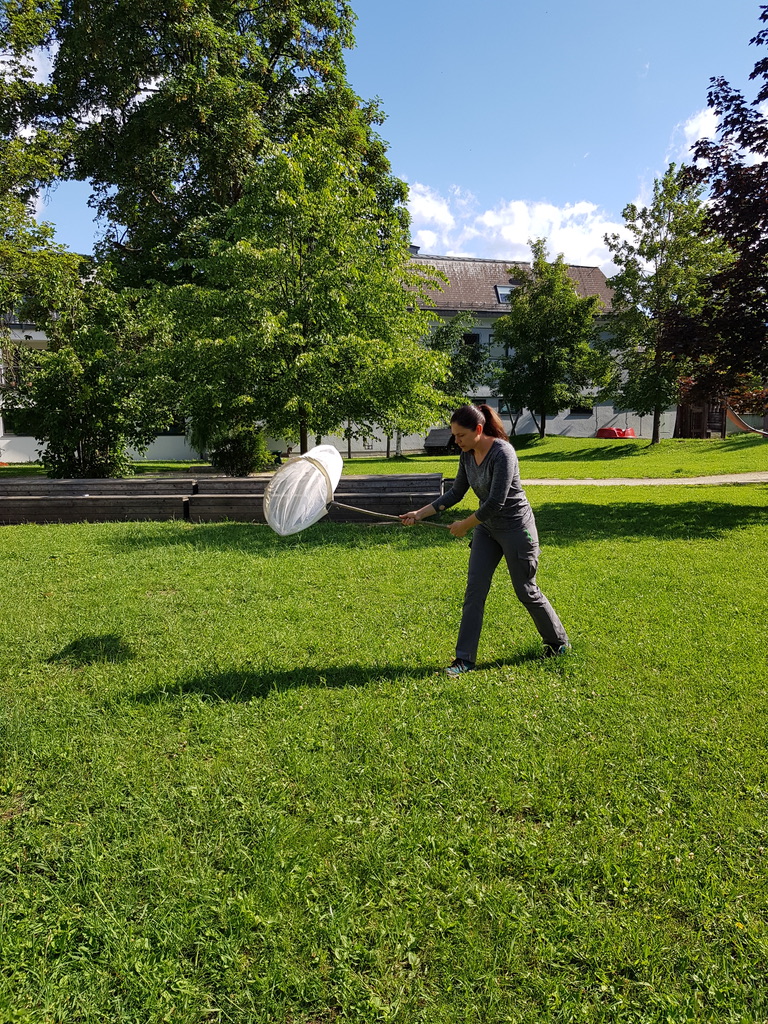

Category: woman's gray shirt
[430, 439, 533, 530]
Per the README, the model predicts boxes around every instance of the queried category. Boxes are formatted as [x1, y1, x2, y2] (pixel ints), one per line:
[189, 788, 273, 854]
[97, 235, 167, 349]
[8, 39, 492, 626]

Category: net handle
[328, 500, 451, 530]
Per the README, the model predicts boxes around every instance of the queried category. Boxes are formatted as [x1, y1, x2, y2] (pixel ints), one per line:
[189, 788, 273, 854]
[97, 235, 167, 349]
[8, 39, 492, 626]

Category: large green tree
[603, 164, 732, 443]
[165, 133, 448, 453]
[10, 0, 391, 285]
[492, 239, 608, 438]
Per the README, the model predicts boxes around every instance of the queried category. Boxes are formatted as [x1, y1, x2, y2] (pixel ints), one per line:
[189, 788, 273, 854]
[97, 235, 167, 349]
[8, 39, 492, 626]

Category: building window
[462, 333, 480, 347]
[156, 418, 187, 437]
[568, 404, 593, 416]
[495, 285, 517, 303]
[1, 406, 44, 436]
[498, 400, 522, 419]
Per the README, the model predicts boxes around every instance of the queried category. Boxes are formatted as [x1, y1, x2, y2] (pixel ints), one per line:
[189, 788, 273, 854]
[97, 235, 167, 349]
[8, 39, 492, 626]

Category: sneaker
[543, 642, 572, 658]
[445, 658, 475, 676]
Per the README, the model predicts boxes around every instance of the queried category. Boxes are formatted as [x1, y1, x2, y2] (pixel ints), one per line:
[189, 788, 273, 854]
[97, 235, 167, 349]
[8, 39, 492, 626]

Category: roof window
[495, 285, 517, 303]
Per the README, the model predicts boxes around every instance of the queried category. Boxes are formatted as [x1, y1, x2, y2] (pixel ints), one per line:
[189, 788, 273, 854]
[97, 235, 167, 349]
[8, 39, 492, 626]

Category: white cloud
[407, 182, 455, 232]
[668, 107, 719, 164]
[407, 184, 626, 273]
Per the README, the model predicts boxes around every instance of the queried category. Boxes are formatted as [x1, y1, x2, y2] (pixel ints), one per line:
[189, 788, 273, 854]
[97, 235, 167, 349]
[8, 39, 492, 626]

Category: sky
[38, 0, 764, 273]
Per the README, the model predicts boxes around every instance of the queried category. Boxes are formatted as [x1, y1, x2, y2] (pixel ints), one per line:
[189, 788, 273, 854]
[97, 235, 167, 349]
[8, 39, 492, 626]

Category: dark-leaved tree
[603, 164, 732, 443]
[674, 5, 768, 401]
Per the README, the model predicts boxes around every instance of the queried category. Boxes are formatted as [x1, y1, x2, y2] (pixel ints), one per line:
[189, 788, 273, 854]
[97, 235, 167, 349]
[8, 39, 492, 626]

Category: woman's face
[451, 422, 482, 451]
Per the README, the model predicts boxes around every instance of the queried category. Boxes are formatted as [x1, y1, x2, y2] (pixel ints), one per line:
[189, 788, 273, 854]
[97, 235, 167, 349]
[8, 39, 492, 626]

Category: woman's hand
[449, 518, 472, 539]
[449, 514, 479, 539]
[400, 504, 437, 528]
[399, 511, 421, 527]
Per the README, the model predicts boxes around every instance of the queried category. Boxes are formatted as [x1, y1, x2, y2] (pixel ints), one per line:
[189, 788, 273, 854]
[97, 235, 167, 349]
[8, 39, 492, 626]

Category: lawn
[1, 484, 767, 1022]
[2, 434, 768, 484]
[344, 433, 768, 480]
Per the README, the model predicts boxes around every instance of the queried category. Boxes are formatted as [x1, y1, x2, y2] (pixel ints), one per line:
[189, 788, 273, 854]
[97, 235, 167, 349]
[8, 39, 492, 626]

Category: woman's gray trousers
[455, 521, 568, 663]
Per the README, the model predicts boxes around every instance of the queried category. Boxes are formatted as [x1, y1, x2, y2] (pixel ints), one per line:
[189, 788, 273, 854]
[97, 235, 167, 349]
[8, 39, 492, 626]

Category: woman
[400, 404, 570, 676]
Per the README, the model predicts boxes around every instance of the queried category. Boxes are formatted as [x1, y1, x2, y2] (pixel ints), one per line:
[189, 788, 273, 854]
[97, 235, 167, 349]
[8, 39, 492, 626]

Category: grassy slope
[1, 485, 767, 1022]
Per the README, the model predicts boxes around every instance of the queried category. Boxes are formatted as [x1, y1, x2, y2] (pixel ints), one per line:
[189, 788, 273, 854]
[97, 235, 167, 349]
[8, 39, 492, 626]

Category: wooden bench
[0, 477, 197, 496]
[0, 471, 445, 525]
[187, 474, 443, 523]
[0, 495, 188, 525]
[192, 475, 272, 495]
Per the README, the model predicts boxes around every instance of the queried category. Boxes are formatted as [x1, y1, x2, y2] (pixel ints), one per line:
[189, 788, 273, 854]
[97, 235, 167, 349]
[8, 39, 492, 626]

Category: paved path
[522, 472, 768, 486]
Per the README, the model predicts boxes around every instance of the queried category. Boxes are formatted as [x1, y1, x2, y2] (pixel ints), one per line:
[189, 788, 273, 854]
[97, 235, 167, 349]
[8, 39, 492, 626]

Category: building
[409, 249, 678, 443]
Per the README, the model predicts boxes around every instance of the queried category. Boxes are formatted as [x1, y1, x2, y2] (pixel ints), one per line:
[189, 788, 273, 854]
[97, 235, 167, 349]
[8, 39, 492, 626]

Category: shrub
[208, 425, 276, 476]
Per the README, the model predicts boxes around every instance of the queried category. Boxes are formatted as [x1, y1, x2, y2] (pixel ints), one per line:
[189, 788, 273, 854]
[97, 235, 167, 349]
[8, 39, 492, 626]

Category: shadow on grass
[132, 649, 551, 704]
[48, 633, 135, 666]
[519, 442, 650, 463]
[103, 496, 768, 555]
[108, 520, 457, 554]
[536, 497, 768, 545]
[133, 662, 436, 702]
[518, 434, 768, 463]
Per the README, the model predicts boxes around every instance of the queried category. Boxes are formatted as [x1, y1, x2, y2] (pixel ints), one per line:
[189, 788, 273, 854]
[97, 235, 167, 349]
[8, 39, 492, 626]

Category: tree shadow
[48, 633, 135, 666]
[101, 495, 765, 554]
[519, 442, 649, 463]
[517, 433, 768, 463]
[535, 496, 767, 545]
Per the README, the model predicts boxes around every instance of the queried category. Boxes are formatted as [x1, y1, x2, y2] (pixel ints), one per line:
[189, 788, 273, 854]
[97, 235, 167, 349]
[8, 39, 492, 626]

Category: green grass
[1, 484, 767, 1022]
[3, 434, 768, 483]
[344, 433, 768, 480]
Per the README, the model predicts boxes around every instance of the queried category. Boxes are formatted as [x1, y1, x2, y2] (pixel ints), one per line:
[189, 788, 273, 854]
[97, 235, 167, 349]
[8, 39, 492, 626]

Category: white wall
[129, 436, 202, 461]
[1, 434, 202, 464]
[508, 403, 677, 440]
[0, 435, 40, 463]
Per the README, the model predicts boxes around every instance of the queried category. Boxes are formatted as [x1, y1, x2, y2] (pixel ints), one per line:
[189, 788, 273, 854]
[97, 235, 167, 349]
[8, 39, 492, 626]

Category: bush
[208, 425, 276, 476]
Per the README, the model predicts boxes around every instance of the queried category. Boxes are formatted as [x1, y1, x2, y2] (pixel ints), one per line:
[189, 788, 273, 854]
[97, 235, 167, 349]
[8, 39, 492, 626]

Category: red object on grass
[596, 427, 636, 439]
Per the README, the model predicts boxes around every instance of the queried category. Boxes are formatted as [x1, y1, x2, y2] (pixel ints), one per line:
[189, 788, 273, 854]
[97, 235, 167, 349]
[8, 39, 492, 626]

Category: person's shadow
[131, 648, 550, 704]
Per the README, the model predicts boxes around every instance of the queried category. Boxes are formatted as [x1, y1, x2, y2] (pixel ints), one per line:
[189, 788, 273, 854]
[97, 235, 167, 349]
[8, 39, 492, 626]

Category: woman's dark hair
[450, 403, 508, 441]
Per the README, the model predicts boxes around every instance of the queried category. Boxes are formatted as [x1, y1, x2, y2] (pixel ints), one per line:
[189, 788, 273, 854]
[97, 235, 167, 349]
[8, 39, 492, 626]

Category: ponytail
[450, 403, 509, 442]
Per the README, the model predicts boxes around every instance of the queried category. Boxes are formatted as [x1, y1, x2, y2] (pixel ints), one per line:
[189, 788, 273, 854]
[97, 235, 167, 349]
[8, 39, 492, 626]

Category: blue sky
[39, 0, 763, 271]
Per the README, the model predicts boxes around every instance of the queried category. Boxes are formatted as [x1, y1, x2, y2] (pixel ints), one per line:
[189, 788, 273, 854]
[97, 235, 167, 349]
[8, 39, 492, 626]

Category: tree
[675, 6, 768, 397]
[492, 239, 608, 438]
[4, 273, 177, 476]
[426, 311, 490, 403]
[603, 164, 732, 443]
[10, 0, 393, 286]
[165, 132, 448, 453]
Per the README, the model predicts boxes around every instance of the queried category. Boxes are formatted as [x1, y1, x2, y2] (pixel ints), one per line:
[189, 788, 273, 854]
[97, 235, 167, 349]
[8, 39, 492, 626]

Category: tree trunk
[395, 430, 402, 457]
[539, 410, 546, 438]
[651, 404, 661, 445]
[299, 420, 308, 454]
[651, 334, 663, 445]
[386, 435, 391, 459]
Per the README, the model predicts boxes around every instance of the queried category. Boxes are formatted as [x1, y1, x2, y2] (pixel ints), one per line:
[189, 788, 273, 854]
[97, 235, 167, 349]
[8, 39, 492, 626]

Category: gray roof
[411, 253, 613, 315]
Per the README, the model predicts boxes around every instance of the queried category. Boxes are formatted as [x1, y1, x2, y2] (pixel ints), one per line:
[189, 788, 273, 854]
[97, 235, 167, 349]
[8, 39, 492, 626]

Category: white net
[263, 445, 344, 536]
